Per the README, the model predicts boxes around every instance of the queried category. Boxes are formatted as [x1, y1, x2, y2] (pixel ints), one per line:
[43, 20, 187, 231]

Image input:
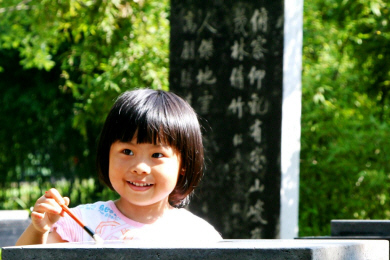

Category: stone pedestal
[0, 210, 30, 247]
[2, 239, 388, 260]
[299, 220, 390, 259]
[331, 220, 390, 236]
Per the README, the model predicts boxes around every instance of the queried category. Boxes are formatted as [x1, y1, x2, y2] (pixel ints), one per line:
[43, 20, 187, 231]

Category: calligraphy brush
[53, 196, 104, 244]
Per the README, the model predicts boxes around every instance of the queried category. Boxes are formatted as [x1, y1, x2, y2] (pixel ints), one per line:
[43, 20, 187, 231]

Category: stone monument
[169, 0, 302, 238]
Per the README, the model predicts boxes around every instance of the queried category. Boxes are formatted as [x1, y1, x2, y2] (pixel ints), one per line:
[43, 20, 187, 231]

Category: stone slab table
[2, 239, 388, 260]
[0, 210, 30, 248]
[299, 219, 390, 259]
[331, 220, 390, 236]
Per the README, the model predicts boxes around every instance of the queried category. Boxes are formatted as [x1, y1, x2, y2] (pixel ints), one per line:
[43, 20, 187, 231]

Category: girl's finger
[63, 197, 70, 207]
[31, 211, 45, 220]
[59, 197, 70, 217]
[45, 188, 66, 205]
[33, 201, 62, 215]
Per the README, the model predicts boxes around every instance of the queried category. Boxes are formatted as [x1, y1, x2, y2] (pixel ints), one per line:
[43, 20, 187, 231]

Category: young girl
[16, 89, 222, 244]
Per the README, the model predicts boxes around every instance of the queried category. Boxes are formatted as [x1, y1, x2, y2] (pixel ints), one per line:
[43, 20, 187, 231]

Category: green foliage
[0, 0, 170, 135]
[0, 49, 101, 208]
[1, 178, 118, 210]
[300, 0, 390, 236]
[0, 0, 169, 209]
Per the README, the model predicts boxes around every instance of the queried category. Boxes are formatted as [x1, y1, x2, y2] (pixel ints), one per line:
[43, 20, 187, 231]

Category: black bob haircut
[96, 89, 204, 208]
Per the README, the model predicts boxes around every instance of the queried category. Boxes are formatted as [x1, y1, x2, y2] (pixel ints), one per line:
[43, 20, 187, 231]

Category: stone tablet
[169, 0, 302, 239]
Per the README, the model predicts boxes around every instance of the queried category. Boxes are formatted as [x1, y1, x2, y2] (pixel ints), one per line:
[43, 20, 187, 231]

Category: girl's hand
[30, 188, 70, 234]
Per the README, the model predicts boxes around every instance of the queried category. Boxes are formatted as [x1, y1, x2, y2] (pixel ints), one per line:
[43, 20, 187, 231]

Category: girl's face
[108, 137, 181, 209]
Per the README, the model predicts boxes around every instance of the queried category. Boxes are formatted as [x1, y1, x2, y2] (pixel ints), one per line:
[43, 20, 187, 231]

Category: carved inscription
[170, 1, 283, 239]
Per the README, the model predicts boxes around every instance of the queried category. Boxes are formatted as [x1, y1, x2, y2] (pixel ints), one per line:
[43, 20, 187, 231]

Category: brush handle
[60, 204, 98, 240]
[51, 191, 97, 240]
[51, 194, 84, 227]
[60, 204, 86, 228]
[60, 205, 97, 240]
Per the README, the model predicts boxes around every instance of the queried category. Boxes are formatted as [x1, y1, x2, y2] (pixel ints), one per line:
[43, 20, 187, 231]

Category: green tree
[0, 49, 98, 208]
[300, 0, 390, 236]
[0, 0, 170, 135]
[0, 0, 170, 209]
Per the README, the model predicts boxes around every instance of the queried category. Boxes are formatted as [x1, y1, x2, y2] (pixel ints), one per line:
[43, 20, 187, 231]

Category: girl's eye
[123, 149, 133, 155]
[152, 153, 163, 158]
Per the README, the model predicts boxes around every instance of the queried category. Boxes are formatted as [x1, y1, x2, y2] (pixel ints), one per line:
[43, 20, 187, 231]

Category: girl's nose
[132, 161, 151, 175]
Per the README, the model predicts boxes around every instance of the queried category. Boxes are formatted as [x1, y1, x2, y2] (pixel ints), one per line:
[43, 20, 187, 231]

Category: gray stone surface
[0, 210, 29, 221]
[332, 219, 390, 236]
[2, 239, 388, 260]
[0, 210, 30, 247]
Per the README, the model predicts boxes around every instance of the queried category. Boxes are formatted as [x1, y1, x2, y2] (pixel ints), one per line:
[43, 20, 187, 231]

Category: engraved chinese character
[197, 90, 213, 114]
[251, 36, 267, 60]
[248, 178, 264, 193]
[250, 8, 268, 33]
[230, 65, 244, 89]
[183, 11, 197, 33]
[250, 146, 266, 172]
[198, 12, 217, 34]
[248, 93, 269, 115]
[232, 203, 241, 214]
[181, 40, 195, 60]
[196, 66, 217, 85]
[247, 199, 268, 224]
[233, 7, 248, 36]
[250, 119, 262, 143]
[198, 39, 214, 60]
[233, 133, 243, 147]
[248, 66, 265, 90]
[180, 68, 192, 88]
[233, 150, 242, 163]
[250, 227, 262, 239]
[228, 96, 244, 119]
[231, 38, 248, 61]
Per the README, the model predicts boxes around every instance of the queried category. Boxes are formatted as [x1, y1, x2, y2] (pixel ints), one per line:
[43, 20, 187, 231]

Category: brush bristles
[93, 234, 104, 245]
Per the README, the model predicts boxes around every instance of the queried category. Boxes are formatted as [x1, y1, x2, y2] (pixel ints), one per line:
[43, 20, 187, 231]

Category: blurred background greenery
[0, 0, 389, 238]
[0, 0, 170, 209]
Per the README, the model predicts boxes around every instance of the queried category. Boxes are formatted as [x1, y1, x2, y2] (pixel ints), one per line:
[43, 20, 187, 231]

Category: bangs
[116, 120, 178, 148]
[113, 90, 184, 150]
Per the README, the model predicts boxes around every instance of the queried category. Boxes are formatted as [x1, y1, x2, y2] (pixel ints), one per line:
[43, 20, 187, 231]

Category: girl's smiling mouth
[127, 181, 153, 187]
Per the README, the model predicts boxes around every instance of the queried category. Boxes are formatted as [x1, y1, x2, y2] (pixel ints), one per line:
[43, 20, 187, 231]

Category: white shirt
[52, 201, 222, 242]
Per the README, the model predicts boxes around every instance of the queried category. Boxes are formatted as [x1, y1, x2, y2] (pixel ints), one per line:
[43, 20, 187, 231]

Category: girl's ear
[180, 169, 186, 176]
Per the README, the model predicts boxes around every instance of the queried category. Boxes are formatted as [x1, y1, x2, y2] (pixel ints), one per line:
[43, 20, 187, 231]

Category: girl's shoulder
[159, 208, 223, 240]
[166, 208, 208, 223]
